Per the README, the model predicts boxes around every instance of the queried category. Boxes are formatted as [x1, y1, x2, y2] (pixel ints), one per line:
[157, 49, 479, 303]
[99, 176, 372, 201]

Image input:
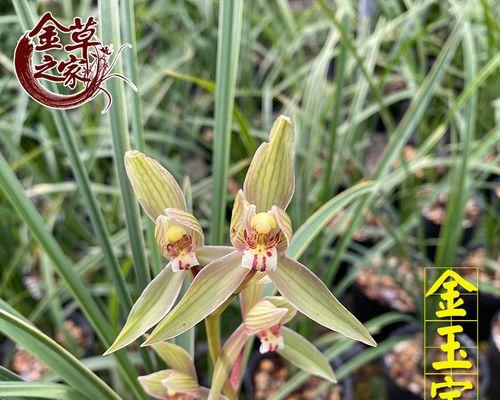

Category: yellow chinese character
[431, 376, 473, 399]
[425, 269, 477, 318]
[432, 325, 472, 370]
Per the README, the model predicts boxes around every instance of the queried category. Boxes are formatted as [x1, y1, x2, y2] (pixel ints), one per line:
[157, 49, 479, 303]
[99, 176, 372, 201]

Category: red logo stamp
[14, 12, 136, 113]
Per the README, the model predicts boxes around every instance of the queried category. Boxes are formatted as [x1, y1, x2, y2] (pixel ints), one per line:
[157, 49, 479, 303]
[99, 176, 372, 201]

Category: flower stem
[205, 314, 221, 366]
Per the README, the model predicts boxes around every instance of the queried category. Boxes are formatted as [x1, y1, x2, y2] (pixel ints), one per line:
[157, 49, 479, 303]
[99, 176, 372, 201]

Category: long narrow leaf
[0, 309, 121, 400]
[209, 0, 244, 244]
[99, 0, 150, 292]
[0, 382, 80, 399]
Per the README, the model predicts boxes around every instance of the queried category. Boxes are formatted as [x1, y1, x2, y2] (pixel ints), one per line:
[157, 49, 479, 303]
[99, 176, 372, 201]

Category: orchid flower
[207, 295, 335, 400]
[138, 342, 227, 400]
[143, 116, 376, 349]
[105, 151, 216, 354]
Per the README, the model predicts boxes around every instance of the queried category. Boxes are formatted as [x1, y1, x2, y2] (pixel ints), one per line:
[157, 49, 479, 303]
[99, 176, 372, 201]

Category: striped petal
[270, 205, 292, 253]
[143, 252, 249, 345]
[265, 296, 297, 324]
[243, 115, 295, 212]
[125, 150, 186, 220]
[138, 371, 172, 400]
[196, 246, 234, 266]
[268, 256, 376, 347]
[104, 264, 186, 354]
[230, 190, 255, 249]
[243, 299, 288, 334]
[161, 370, 200, 394]
[279, 327, 336, 383]
[151, 342, 197, 379]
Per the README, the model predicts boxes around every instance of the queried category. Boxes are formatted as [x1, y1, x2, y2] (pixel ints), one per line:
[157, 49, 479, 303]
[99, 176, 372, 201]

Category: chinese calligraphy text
[425, 268, 479, 400]
[14, 12, 136, 113]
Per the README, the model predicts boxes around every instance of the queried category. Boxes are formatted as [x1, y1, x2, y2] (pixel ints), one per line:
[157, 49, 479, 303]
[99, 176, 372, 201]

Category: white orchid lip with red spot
[155, 208, 204, 272]
[231, 191, 292, 273]
[257, 323, 284, 353]
[242, 297, 295, 354]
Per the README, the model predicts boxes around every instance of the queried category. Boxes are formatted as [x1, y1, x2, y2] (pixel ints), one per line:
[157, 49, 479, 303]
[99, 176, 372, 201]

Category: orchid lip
[257, 324, 284, 353]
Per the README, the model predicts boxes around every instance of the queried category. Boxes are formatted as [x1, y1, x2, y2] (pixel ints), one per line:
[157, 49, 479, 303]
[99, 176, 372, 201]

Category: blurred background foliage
[0, 0, 498, 399]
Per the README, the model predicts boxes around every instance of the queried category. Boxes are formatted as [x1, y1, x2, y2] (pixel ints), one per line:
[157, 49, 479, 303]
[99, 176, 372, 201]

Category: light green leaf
[125, 150, 186, 220]
[287, 180, 376, 259]
[243, 115, 295, 212]
[279, 327, 336, 383]
[0, 309, 120, 400]
[151, 342, 197, 379]
[208, 325, 249, 400]
[144, 252, 248, 345]
[0, 382, 80, 399]
[197, 246, 235, 266]
[105, 265, 186, 354]
[268, 256, 376, 347]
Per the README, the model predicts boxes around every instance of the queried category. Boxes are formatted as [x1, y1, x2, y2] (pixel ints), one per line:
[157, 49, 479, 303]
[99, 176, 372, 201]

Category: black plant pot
[461, 291, 500, 341]
[382, 324, 490, 400]
[488, 311, 500, 400]
[349, 283, 408, 341]
[244, 351, 353, 400]
[422, 216, 477, 261]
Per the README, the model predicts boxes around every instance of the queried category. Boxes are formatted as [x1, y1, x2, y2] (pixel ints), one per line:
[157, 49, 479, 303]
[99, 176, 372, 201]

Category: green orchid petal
[138, 370, 172, 400]
[151, 342, 197, 379]
[125, 150, 186, 220]
[278, 326, 337, 383]
[244, 299, 288, 334]
[240, 284, 265, 316]
[243, 115, 295, 212]
[197, 246, 234, 266]
[270, 205, 293, 253]
[208, 325, 249, 400]
[268, 256, 376, 347]
[265, 296, 297, 324]
[156, 208, 204, 249]
[229, 190, 254, 249]
[104, 264, 186, 354]
[144, 252, 249, 345]
[161, 370, 200, 394]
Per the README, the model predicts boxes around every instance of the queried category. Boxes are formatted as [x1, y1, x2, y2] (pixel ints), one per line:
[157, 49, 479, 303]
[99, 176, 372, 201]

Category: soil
[56, 318, 93, 350]
[422, 194, 480, 228]
[356, 256, 420, 313]
[384, 332, 479, 399]
[11, 348, 49, 380]
[251, 353, 344, 400]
